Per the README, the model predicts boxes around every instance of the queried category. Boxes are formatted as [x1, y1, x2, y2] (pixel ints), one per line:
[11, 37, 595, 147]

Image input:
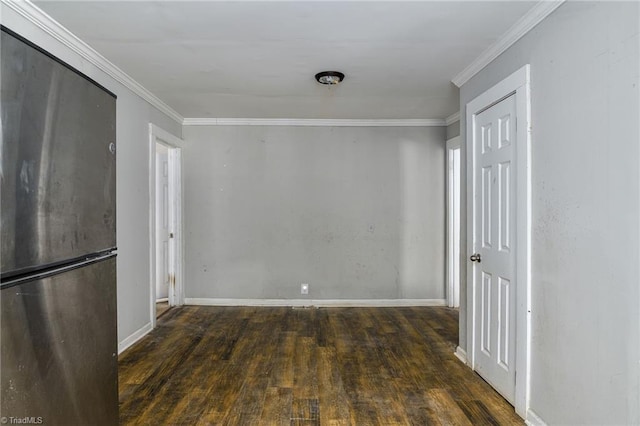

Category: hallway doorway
[446, 135, 461, 308]
[149, 124, 184, 326]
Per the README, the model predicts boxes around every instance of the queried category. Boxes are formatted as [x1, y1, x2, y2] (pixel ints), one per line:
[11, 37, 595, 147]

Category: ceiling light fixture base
[315, 71, 345, 85]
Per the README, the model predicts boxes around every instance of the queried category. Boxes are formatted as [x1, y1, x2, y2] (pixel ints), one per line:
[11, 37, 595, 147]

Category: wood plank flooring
[119, 306, 523, 425]
[156, 301, 171, 318]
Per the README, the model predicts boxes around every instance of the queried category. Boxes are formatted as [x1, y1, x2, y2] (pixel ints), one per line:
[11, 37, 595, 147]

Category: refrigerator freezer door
[1, 30, 116, 277]
[1, 255, 118, 425]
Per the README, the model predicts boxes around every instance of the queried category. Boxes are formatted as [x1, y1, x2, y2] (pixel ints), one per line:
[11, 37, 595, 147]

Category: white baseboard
[118, 322, 153, 355]
[184, 298, 446, 307]
[525, 409, 548, 426]
[454, 346, 468, 364]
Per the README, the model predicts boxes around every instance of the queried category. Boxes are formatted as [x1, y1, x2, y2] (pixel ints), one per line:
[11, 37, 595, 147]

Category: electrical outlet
[301, 283, 309, 295]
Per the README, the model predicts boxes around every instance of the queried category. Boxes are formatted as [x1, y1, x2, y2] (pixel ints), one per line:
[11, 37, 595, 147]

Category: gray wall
[183, 126, 445, 300]
[446, 120, 460, 139]
[2, 9, 183, 349]
[114, 97, 181, 348]
[459, 2, 639, 424]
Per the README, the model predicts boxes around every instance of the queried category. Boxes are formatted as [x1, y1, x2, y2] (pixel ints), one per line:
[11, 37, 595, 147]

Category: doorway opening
[446, 136, 461, 308]
[155, 142, 171, 318]
[149, 124, 184, 327]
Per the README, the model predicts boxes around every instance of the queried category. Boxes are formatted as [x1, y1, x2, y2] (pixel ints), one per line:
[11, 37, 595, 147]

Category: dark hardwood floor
[119, 306, 523, 425]
[156, 300, 171, 318]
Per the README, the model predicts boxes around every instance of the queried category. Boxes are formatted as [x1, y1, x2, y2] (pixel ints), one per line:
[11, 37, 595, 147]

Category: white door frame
[149, 124, 184, 328]
[446, 135, 461, 308]
[465, 64, 531, 417]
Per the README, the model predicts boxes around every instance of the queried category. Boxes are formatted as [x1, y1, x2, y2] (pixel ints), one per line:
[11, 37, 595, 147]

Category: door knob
[169, 233, 174, 238]
[470, 253, 481, 263]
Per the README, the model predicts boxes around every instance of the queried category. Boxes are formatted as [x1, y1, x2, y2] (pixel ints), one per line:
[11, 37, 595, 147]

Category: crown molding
[445, 111, 460, 126]
[1, 0, 183, 124]
[452, 0, 565, 87]
[183, 118, 446, 127]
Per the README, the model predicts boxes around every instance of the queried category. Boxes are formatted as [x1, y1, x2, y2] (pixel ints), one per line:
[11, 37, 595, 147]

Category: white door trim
[446, 135, 461, 308]
[149, 124, 185, 328]
[465, 64, 531, 417]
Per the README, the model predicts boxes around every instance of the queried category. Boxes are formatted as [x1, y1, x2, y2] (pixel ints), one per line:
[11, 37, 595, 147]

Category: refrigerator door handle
[0, 252, 117, 290]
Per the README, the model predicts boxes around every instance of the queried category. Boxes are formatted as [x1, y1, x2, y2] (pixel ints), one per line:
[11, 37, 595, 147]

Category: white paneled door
[472, 94, 517, 403]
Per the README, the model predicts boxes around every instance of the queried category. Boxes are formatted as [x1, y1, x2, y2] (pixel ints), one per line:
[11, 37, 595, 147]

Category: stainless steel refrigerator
[1, 27, 119, 424]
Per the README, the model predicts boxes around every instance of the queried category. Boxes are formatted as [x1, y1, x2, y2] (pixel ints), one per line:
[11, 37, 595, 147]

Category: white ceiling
[35, 1, 537, 120]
